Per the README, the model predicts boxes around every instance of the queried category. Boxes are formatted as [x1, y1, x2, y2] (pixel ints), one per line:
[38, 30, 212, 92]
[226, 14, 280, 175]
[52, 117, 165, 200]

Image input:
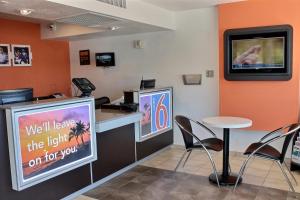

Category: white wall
[69, 7, 296, 158]
[69, 7, 219, 145]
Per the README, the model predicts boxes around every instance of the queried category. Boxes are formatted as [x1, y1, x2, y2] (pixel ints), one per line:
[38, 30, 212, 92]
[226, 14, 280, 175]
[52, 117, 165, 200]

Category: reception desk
[92, 110, 141, 182]
[0, 97, 172, 200]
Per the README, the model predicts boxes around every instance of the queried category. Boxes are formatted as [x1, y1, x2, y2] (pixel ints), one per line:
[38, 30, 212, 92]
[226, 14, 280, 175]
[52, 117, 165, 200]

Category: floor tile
[81, 146, 300, 200]
[140, 145, 300, 193]
[73, 195, 98, 200]
[83, 165, 299, 200]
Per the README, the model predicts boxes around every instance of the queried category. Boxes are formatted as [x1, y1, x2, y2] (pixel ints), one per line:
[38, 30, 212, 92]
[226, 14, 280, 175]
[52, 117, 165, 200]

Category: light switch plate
[206, 70, 214, 78]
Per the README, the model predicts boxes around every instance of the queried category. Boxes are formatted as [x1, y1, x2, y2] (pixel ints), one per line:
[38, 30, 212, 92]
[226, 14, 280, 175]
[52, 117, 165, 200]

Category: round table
[202, 116, 252, 186]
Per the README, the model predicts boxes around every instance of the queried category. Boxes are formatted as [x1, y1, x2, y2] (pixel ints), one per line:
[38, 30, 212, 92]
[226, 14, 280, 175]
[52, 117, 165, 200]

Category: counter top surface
[95, 109, 141, 122]
[95, 109, 142, 133]
[124, 86, 172, 93]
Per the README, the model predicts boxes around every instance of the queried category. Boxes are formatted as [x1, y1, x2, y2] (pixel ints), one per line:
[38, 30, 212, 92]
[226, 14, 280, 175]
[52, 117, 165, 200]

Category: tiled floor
[80, 165, 298, 200]
[140, 145, 300, 192]
[75, 145, 300, 200]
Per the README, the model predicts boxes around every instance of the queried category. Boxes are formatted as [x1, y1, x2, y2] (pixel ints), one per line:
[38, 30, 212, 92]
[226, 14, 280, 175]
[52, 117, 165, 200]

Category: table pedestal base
[209, 173, 242, 186]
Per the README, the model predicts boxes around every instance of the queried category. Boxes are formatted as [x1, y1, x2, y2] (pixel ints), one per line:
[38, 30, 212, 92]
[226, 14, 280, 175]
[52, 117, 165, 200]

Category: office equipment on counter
[124, 91, 138, 104]
[101, 101, 138, 112]
[72, 78, 96, 97]
[101, 91, 138, 112]
[95, 96, 110, 109]
[140, 79, 155, 90]
[0, 88, 33, 105]
[33, 93, 65, 101]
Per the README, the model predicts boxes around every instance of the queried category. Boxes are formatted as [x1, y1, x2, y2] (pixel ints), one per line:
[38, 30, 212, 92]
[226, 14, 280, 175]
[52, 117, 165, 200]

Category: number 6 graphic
[155, 94, 168, 130]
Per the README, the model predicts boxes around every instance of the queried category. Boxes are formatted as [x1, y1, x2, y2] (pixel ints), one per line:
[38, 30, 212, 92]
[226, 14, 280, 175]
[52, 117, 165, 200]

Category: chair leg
[174, 150, 187, 171]
[283, 161, 298, 185]
[276, 161, 295, 193]
[233, 155, 253, 191]
[202, 148, 220, 188]
[182, 150, 192, 168]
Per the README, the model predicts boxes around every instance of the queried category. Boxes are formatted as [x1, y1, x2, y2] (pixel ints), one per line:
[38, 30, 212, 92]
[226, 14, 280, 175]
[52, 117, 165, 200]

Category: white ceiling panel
[140, 0, 246, 11]
[0, 0, 87, 21]
[56, 13, 120, 27]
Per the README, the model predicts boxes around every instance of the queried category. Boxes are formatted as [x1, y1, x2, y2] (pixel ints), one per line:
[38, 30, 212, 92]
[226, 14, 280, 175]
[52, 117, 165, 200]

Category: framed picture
[12, 45, 32, 66]
[79, 50, 90, 65]
[0, 44, 11, 67]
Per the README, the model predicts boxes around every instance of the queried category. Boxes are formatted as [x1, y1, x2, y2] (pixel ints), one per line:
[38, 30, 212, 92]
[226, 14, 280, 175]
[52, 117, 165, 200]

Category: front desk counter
[93, 109, 173, 181]
[92, 109, 141, 182]
[0, 100, 173, 200]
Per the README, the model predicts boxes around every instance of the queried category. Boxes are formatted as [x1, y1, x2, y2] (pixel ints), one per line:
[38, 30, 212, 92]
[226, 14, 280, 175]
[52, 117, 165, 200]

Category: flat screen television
[224, 25, 293, 81]
[95, 52, 115, 67]
[0, 88, 33, 105]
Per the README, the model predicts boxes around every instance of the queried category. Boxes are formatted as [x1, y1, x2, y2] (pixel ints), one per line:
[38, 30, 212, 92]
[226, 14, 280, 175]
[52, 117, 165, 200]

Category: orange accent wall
[218, 0, 300, 130]
[0, 18, 71, 97]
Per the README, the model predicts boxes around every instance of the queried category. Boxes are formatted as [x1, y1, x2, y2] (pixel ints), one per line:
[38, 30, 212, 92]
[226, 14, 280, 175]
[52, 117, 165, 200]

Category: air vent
[96, 0, 126, 8]
[56, 13, 119, 27]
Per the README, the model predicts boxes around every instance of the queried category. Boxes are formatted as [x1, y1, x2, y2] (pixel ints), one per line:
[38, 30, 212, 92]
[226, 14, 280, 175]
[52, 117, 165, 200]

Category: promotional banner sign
[139, 89, 172, 139]
[6, 98, 96, 191]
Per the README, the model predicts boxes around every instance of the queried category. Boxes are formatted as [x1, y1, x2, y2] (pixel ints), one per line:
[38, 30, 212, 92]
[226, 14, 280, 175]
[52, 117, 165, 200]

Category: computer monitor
[140, 79, 156, 90]
[0, 88, 33, 105]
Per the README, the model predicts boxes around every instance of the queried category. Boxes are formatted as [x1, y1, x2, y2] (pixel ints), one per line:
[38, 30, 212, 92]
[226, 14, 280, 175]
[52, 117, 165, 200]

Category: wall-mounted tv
[95, 52, 115, 67]
[224, 25, 293, 81]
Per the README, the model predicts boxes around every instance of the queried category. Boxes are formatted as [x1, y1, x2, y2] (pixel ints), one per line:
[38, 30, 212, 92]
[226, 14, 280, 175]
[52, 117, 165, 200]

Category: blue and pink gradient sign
[7, 98, 97, 191]
[151, 92, 171, 133]
[139, 89, 172, 138]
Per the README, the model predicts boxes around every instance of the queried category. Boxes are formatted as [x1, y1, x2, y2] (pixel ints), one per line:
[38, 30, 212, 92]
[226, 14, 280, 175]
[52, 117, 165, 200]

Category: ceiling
[140, 0, 246, 11]
[0, 0, 170, 39]
[0, 0, 245, 40]
[0, 0, 247, 21]
[0, 0, 88, 21]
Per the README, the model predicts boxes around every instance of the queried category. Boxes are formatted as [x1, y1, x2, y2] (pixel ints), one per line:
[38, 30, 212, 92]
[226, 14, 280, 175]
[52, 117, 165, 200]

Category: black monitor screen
[224, 25, 292, 81]
[95, 52, 115, 67]
[0, 88, 33, 105]
[140, 79, 156, 89]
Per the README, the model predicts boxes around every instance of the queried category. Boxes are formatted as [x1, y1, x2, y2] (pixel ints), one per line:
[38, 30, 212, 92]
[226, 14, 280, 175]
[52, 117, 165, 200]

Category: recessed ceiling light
[19, 9, 34, 16]
[110, 26, 120, 31]
[1, 1, 9, 4]
[88, 24, 104, 28]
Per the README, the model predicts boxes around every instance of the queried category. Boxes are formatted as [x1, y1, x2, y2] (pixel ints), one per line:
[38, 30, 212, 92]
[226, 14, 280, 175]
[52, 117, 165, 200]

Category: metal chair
[233, 123, 300, 193]
[175, 115, 223, 187]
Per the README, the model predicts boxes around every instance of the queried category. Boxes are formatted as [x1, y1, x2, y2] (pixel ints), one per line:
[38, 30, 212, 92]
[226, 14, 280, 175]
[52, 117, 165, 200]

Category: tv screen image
[224, 25, 292, 81]
[232, 37, 285, 69]
[95, 52, 115, 67]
